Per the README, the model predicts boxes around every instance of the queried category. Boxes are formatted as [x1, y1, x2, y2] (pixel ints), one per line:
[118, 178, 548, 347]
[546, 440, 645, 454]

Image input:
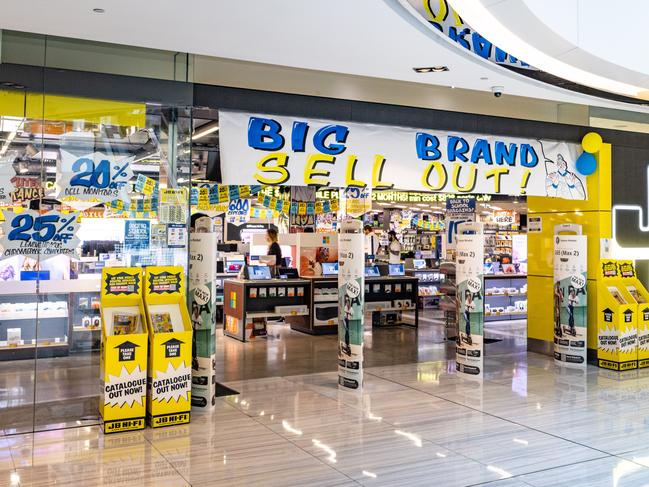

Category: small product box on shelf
[99, 267, 148, 434]
[143, 266, 193, 428]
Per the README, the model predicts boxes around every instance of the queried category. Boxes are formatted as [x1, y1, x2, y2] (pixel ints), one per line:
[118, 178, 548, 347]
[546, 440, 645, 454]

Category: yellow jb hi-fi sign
[100, 267, 148, 434]
[143, 266, 193, 428]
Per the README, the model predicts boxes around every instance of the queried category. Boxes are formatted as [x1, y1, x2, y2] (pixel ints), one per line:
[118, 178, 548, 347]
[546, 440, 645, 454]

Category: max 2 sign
[219, 111, 585, 200]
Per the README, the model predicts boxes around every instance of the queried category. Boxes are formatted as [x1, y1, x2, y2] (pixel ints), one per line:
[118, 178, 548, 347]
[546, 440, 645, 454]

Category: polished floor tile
[7, 315, 649, 485]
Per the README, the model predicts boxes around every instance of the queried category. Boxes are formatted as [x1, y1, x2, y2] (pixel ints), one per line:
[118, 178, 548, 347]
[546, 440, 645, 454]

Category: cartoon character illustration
[540, 141, 586, 200]
[554, 282, 564, 338]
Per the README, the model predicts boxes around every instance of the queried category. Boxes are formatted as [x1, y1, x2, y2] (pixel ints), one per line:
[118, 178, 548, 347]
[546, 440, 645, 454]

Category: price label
[0, 210, 81, 259]
[58, 150, 133, 204]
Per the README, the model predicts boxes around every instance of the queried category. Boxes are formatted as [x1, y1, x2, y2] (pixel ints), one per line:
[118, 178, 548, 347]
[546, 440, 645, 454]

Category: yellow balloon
[582, 132, 603, 153]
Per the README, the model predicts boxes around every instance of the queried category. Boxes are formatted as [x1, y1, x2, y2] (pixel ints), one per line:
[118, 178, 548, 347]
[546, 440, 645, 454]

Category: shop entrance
[205, 186, 528, 383]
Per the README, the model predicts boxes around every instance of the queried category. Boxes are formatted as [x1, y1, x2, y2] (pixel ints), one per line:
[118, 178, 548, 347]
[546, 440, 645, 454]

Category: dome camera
[491, 86, 504, 98]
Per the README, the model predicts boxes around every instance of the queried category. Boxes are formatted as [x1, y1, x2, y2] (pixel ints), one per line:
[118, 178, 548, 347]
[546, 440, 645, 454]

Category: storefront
[0, 59, 647, 433]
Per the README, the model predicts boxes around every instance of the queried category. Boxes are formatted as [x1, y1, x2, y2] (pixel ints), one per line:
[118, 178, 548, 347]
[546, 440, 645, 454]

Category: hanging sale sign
[456, 223, 485, 377]
[226, 199, 250, 226]
[339, 186, 371, 217]
[219, 110, 585, 200]
[57, 150, 133, 205]
[0, 210, 81, 260]
[553, 227, 588, 366]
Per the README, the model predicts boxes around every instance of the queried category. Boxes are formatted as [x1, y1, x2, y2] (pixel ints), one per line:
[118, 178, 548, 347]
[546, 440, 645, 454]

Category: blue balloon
[576, 152, 597, 176]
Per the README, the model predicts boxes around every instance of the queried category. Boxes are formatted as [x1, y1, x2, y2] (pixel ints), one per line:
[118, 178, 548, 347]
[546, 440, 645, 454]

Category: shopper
[363, 225, 379, 257]
[387, 230, 402, 263]
[266, 228, 282, 267]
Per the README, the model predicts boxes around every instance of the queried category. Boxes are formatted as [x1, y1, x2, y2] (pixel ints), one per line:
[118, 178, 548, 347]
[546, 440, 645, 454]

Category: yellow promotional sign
[161, 188, 188, 205]
[597, 260, 638, 371]
[100, 267, 148, 434]
[143, 266, 193, 428]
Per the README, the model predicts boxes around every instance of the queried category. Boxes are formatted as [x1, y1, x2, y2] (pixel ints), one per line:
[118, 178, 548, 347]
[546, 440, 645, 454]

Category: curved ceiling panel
[445, 0, 649, 100]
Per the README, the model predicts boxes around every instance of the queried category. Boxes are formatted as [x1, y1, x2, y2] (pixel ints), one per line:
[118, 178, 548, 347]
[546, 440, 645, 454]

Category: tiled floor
[3, 317, 649, 485]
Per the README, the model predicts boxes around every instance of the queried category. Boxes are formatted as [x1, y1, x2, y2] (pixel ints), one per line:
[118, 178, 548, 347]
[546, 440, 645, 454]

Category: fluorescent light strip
[447, 0, 647, 98]
[193, 124, 219, 141]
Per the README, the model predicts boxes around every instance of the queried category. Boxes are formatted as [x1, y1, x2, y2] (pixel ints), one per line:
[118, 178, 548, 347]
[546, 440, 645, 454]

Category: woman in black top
[266, 228, 282, 266]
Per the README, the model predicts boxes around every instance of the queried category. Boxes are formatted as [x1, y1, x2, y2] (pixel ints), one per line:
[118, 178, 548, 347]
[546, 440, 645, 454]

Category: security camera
[491, 86, 504, 98]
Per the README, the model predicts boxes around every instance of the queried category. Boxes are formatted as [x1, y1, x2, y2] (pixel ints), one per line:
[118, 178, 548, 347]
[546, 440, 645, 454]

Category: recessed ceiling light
[480, 77, 489, 80]
[92, 8, 105, 13]
[413, 66, 449, 73]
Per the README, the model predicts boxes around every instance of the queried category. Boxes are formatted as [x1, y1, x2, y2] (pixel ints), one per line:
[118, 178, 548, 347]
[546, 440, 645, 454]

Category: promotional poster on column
[553, 232, 587, 366]
[456, 223, 484, 377]
[338, 220, 364, 391]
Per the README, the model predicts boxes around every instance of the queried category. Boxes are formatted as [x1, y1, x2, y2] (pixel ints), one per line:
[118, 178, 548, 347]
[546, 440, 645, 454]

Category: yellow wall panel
[0, 90, 145, 127]
[528, 142, 612, 354]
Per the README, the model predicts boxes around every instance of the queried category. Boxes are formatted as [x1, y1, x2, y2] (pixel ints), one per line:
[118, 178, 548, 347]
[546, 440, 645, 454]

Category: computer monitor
[248, 265, 272, 280]
[321, 262, 339, 276]
[388, 263, 405, 276]
[365, 266, 380, 277]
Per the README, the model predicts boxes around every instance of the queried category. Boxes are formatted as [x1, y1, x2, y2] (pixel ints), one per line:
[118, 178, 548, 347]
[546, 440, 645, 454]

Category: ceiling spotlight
[413, 66, 449, 73]
[92, 8, 105, 13]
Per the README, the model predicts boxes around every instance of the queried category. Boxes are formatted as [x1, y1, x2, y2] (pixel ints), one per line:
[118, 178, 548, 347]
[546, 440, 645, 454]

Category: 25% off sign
[57, 151, 134, 204]
[0, 210, 81, 259]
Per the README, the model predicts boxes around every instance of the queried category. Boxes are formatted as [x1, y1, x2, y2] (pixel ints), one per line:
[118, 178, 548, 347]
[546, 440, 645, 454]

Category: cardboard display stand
[617, 261, 649, 368]
[143, 266, 193, 427]
[597, 260, 644, 370]
[455, 222, 485, 377]
[99, 267, 148, 434]
[553, 225, 587, 366]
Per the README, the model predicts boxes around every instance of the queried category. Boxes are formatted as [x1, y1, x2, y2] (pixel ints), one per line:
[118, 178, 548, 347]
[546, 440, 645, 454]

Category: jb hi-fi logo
[163, 338, 183, 358]
[116, 341, 139, 361]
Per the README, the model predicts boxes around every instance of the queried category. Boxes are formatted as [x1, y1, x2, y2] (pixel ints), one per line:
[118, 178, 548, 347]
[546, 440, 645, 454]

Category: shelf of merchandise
[483, 274, 527, 322]
[406, 269, 442, 309]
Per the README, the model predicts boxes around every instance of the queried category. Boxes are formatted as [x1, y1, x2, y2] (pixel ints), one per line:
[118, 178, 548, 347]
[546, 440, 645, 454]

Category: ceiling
[1, 0, 648, 114]
[446, 0, 649, 100]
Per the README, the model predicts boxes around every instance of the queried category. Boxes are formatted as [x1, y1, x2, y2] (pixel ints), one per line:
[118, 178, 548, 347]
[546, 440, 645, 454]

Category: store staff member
[387, 230, 402, 263]
[266, 228, 282, 267]
[363, 225, 379, 258]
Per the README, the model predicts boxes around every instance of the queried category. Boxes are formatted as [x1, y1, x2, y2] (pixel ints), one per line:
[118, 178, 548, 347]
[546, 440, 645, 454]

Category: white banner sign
[219, 110, 586, 200]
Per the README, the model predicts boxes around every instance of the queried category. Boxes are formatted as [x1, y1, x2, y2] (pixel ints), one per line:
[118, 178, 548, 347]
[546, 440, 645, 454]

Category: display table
[223, 278, 311, 342]
[287, 275, 420, 335]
